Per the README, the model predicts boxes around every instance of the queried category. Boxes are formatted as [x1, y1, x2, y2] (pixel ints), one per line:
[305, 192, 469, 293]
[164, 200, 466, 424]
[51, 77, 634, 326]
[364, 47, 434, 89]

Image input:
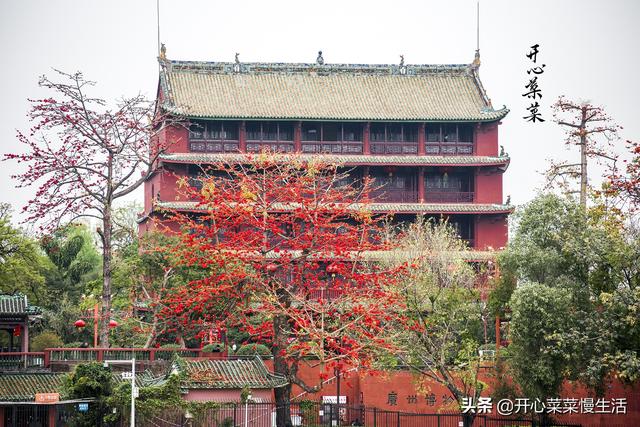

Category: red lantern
[326, 263, 339, 274]
[12, 326, 21, 337]
[265, 263, 278, 273]
[74, 319, 86, 328]
[108, 320, 118, 328]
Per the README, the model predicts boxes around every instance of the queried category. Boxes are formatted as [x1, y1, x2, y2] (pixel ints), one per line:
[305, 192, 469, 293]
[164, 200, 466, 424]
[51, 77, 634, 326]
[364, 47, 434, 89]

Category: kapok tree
[162, 154, 404, 427]
[4, 71, 181, 347]
[548, 97, 621, 209]
[609, 139, 640, 209]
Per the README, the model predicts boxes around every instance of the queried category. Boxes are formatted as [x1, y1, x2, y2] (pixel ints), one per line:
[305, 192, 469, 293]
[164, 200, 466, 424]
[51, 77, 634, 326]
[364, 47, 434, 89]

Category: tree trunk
[579, 108, 588, 209]
[462, 412, 475, 427]
[273, 313, 293, 427]
[99, 211, 112, 348]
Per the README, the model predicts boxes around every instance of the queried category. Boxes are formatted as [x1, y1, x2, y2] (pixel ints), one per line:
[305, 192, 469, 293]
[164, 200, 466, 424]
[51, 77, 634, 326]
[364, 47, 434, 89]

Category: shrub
[201, 343, 224, 353]
[160, 343, 182, 349]
[31, 331, 63, 351]
[235, 344, 271, 357]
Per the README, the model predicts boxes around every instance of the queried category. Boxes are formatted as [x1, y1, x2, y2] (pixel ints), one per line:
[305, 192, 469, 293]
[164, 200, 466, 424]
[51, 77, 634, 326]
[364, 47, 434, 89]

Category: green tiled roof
[160, 60, 508, 122]
[0, 294, 42, 316]
[159, 152, 510, 167]
[154, 200, 513, 215]
[0, 373, 64, 401]
[182, 358, 287, 389]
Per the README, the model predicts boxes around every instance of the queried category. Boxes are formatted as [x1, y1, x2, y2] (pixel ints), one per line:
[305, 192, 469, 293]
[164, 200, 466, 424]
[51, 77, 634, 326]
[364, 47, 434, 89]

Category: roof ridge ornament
[316, 50, 324, 65]
[159, 43, 167, 61]
[399, 54, 407, 75]
[472, 49, 481, 70]
[233, 53, 241, 73]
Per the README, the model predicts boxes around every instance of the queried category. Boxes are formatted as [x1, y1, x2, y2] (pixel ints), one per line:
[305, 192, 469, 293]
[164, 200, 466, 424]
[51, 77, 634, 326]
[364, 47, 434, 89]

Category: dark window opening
[370, 123, 418, 142]
[302, 123, 363, 142]
[426, 124, 474, 144]
[246, 122, 294, 142]
[189, 121, 238, 141]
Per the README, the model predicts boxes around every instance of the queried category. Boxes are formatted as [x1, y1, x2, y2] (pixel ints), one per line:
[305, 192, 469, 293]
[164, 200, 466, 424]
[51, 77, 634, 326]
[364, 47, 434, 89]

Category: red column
[21, 322, 29, 353]
[417, 167, 425, 202]
[239, 121, 247, 152]
[93, 304, 98, 348]
[294, 121, 302, 152]
[48, 406, 56, 427]
[363, 123, 371, 155]
[418, 123, 425, 155]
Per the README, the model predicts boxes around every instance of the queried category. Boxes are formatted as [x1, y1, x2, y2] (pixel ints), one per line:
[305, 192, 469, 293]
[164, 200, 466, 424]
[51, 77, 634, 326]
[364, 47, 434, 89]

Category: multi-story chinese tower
[139, 50, 511, 250]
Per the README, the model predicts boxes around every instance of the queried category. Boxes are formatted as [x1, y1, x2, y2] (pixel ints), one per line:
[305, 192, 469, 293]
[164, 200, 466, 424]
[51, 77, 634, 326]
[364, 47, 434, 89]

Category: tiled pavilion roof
[182, 358, 287, 389]
[0, 373, 64, 401]
[0, 294, 42, 317]
[158, 152, 510, 168]
[159, 58, 508, 122]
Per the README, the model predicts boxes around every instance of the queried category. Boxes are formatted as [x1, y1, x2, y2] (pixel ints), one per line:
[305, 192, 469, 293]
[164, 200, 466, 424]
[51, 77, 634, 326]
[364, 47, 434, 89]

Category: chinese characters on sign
[385, 392, 454, 408]
[461, 397, 627, 416]
[523, 44, 546, 123]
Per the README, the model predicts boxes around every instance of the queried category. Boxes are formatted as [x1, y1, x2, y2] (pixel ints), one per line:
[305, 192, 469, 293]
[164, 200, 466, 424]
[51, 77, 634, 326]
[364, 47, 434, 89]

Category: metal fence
[139, 402, 582, 427]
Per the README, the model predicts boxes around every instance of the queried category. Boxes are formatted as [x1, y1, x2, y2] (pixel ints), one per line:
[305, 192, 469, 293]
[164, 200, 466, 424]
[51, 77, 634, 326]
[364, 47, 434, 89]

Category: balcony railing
[370, 142, 419, 155]
[0, 348, 204, 369]
[424, 191, 474, 203]
[247, 141, 295, 153]
[301, 141, 363, 154]
[0, 352, 46, 370]
[425, 142, 474, 155]
[369, 189, 419, 203]
[190, 140, 240, 153]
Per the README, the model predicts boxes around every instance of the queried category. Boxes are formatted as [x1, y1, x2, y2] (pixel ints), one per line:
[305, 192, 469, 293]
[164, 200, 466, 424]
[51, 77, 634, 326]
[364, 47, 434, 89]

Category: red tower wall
[475, 122, 499, 156]
[476, 215, 508, 250]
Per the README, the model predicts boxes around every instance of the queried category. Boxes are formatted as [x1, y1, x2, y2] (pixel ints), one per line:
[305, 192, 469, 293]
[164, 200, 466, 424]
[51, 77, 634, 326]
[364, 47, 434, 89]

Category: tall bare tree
[547, 97, 621, 208]
[4, 71, 181, 346]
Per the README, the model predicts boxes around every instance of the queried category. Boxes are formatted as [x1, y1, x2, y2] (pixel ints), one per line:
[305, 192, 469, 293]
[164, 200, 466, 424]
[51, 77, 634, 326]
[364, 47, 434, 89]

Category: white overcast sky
[1, 0, 639, 225]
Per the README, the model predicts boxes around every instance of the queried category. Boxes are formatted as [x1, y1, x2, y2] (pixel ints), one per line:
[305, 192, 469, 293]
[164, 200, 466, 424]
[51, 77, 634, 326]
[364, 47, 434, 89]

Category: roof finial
[159, 43, 167, 61]
[399, 54, 407, 75]
[316, 50, 324, 65]
[233, 53, 241, 72]
[472, 49, 481, 69]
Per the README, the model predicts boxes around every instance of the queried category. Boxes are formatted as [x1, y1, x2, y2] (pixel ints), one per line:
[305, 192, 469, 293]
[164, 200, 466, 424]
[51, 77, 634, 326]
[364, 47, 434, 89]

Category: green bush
[235, 344, 271, 357]
[160, 343, 182, 349]
[63, 341, 84, 348]
[31, 331, 63, 351]
[201, 343, 224, 353]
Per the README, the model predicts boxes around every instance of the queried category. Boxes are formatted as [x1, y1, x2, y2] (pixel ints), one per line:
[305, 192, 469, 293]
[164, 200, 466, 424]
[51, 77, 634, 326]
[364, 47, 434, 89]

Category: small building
[0, 294, 42, 354]
[181, 357, 287, 402]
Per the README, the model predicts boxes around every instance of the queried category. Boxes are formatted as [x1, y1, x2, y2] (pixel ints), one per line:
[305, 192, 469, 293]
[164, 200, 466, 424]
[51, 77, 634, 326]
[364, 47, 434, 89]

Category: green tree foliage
[235, 343, 271, 357]
[508, 284, 574, 399]
[0, 204, 52, 305]
[497, 193, 640, 399]
[63, 362, 113, 427]
[31, 331, 63, 351]
[40, 223, 101, 303]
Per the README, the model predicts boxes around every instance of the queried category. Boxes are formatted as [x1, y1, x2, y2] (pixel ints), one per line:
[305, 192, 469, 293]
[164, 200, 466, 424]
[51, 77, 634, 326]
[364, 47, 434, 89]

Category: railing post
[44, 350, 50, 368]
[97, 348, 104, 363]
[233, 402, 237, 426]
[373, 407, 377, 427]
[397, 411, 400, 427]
[150, 349, 155, 362]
